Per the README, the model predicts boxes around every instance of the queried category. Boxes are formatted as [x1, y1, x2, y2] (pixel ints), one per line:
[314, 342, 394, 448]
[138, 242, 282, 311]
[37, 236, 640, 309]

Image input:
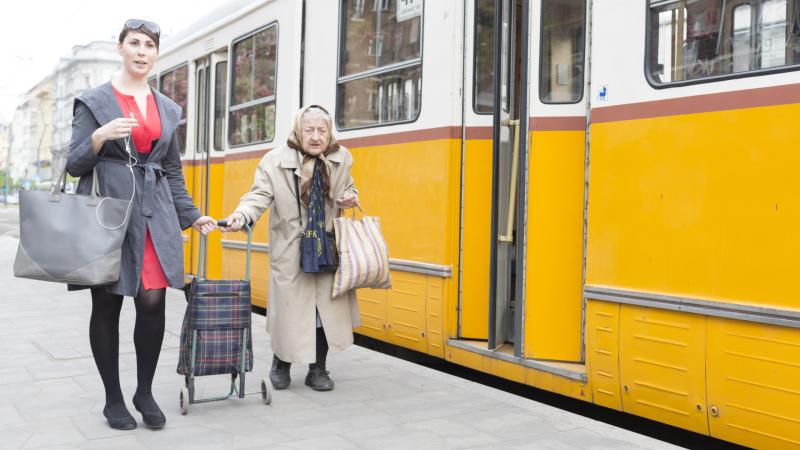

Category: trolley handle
[196, 221, 252, 282]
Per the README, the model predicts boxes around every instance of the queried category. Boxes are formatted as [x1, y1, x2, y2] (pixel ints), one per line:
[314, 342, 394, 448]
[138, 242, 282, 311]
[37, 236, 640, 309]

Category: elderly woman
[66, 20, 216, 430]
[222, 105, 359, 391]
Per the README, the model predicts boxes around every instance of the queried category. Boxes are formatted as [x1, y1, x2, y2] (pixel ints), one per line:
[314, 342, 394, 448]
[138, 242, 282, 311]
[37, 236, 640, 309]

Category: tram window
[229, 25, 277, 146]
[159, 64, 189, 154]
[732, 5, 753, 72]
[147, 76, 158, 90]
[474, 0, 495, 114]
[539, 0, 586, 104]
[337, 0, 423, 129]
[196, 68, 207, 153]
[214, 61, 227, 151]
[648, 0, 800, 85]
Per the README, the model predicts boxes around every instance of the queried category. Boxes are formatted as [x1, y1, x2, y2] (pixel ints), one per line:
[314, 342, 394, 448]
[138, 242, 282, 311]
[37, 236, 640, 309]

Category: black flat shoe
[132, 393, 166, 429]
[103, 403, 137, 430]
[305, 366, 334, 391]
[270, 355, 291, 390]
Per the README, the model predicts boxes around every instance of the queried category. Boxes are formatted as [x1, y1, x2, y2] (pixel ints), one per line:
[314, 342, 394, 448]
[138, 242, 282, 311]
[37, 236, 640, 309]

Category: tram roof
[159, 0, 270, 56]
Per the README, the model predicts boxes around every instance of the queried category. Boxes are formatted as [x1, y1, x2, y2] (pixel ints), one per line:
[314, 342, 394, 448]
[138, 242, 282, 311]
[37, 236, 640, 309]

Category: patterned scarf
[287, 140, 339, 207]
[300, 158, 338, 272]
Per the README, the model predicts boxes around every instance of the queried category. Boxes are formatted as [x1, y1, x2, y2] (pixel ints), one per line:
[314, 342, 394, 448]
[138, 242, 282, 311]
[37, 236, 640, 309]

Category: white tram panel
[303, 0, 464, 141]
[463, 0, 494, 129]
[591, 0, 800, 109]
[154, 0, 303, 157]
[528, 0, 590, 120]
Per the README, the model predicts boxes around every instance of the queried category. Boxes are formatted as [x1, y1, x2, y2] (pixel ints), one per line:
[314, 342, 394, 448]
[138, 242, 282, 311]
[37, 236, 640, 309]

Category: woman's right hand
[91, 117, 139, 154]
[220, 212, 247, 232]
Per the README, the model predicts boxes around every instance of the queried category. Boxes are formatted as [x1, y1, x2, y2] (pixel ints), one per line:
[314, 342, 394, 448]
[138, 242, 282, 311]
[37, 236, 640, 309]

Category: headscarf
[289, 105, 340, 273]
[286, 105, 340, 207]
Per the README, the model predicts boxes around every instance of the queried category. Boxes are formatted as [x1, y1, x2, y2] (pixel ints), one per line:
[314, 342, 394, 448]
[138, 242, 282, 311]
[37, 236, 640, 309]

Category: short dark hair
[119, 23, 160, 49]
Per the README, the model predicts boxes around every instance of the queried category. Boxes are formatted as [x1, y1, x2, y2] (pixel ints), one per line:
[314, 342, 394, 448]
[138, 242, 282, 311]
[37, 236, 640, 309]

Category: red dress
[113, 86, 169, 290]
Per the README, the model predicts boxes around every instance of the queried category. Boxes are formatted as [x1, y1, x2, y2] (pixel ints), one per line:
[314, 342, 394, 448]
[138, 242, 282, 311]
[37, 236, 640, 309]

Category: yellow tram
[150, 1, 800, 447]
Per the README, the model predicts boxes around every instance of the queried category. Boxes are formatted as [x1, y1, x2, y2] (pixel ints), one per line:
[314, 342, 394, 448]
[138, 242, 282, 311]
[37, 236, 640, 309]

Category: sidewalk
[0, 235, 680, 449]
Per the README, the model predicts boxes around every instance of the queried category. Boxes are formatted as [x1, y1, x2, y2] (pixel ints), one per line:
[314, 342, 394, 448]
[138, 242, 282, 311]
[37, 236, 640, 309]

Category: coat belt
[98, 157, 165, 217]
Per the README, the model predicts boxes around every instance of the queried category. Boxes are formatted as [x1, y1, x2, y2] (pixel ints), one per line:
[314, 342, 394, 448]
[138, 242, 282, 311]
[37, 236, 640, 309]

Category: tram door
[489, 0, 526, 351]
[188, 52, 228, 279]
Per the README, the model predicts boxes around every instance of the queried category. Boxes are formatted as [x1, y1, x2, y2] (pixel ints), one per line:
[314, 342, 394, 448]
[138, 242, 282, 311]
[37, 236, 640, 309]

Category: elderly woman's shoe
[270, 355, 291, 389]
[132, 391, 166, 429]
[305, 364, 335, 391]
[103, 400, 137, 430]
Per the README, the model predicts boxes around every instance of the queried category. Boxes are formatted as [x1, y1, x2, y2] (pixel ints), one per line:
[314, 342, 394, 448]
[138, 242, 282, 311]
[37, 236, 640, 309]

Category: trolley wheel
[260, 378, 272, 405]
[180, 387, 190, 415]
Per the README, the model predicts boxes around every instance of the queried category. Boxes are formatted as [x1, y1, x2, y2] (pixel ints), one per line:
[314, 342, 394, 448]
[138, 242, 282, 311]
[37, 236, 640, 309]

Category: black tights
[89, 287, 165, 407]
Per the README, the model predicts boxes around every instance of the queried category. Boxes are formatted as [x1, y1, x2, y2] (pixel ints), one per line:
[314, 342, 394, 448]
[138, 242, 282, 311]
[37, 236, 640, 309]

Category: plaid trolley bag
[177, 223, 271, 414]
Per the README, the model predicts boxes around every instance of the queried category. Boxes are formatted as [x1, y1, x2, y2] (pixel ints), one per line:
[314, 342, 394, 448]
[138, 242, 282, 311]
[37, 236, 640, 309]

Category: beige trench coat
[234, 145, 360, 363]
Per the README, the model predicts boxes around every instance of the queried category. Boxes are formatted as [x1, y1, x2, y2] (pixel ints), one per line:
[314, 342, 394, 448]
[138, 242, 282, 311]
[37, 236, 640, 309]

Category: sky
[0, 0, 233, 122]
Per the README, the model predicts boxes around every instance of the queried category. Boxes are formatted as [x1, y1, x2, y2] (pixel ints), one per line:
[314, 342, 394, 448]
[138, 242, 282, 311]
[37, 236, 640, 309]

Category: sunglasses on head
[125, 19, 160, 37]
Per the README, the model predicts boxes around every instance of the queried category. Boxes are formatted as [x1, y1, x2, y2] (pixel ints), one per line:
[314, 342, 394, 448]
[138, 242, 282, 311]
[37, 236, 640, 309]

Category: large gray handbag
[14, 146, 135, 285]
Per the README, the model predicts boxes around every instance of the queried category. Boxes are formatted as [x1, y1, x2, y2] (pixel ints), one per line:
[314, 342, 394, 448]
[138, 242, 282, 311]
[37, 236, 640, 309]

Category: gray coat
[66, 82, 200, 296]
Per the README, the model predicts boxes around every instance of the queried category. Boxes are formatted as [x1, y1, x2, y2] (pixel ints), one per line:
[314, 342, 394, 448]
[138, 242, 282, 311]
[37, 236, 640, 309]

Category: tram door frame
[190, 51, 228, 277]
[488, 0, 530, 353]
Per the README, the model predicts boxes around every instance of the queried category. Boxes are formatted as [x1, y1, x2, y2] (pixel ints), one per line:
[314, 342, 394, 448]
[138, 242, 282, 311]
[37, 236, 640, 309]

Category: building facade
[10, 77, 54, 186]
[51, 41, 120, 179]
[0, 120, 9, 192]
[10, 41, 119, 188]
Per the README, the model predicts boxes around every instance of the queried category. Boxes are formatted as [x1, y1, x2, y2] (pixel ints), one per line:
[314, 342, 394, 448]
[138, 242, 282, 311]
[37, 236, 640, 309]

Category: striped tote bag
[331, 208, 391, 298]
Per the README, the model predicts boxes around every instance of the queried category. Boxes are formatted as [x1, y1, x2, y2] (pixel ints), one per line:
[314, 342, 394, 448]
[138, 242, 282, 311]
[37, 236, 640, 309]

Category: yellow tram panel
[355, 288, 389, 341]
[347, 138, 460, 265]
[220, 153, 271, 309]
[587, 104, 800, 311]
[706, 317, 800, 449]
[619, 305, 708, 435]
[524, 129, 585, 362]
[459, 137, 493, 340]
[425, 276, 445, 359]
[181, 161, 195, 275]
[585, 300, 622, 411]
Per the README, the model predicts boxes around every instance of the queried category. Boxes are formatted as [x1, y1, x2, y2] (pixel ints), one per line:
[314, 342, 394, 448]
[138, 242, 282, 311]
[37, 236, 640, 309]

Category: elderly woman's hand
[220, 212, 247, 232]
[192, 216, 217, 235]
[336, 191, 358, 209]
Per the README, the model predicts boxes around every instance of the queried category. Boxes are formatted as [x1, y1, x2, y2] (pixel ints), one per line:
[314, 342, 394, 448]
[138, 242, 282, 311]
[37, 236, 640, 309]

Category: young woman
[65, 19, 216, 430]
[222, 105, 359, 393]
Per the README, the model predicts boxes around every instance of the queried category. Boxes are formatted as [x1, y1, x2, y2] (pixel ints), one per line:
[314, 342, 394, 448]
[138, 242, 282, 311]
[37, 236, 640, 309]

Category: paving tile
[404, 417, 506, 448]
[344, 425, 452, 450]
[202, 416, 293, 448]
[134, 424, 235, 449]
[75, 435, 147, 450]
[263, 401, 400, 440]
[283, 434, 362, 450]
[0, 425, 33, 450]
[9, 418, 87, 448]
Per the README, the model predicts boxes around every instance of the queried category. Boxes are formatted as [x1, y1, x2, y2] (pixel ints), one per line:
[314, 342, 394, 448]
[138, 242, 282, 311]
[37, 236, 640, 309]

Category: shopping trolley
[177, 222, 271, 414]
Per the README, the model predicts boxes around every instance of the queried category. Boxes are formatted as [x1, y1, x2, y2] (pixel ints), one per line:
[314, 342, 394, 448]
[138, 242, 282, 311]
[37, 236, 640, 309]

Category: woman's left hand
[336, 191, 358, 209]
[192, 216, 217, 235]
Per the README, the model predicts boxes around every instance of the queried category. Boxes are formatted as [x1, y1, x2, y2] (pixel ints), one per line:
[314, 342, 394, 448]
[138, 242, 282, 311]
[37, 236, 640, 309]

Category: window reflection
[338, 0, 424, 129]
[540, 0, 586, 104]
[214, 61, 227, 151]
[474, 0, 495, 113]
[649, 0, 799, 84]
[337, 65, 421, 129]
[229, 26, 277, 146]
[160, 65, 189, 153]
